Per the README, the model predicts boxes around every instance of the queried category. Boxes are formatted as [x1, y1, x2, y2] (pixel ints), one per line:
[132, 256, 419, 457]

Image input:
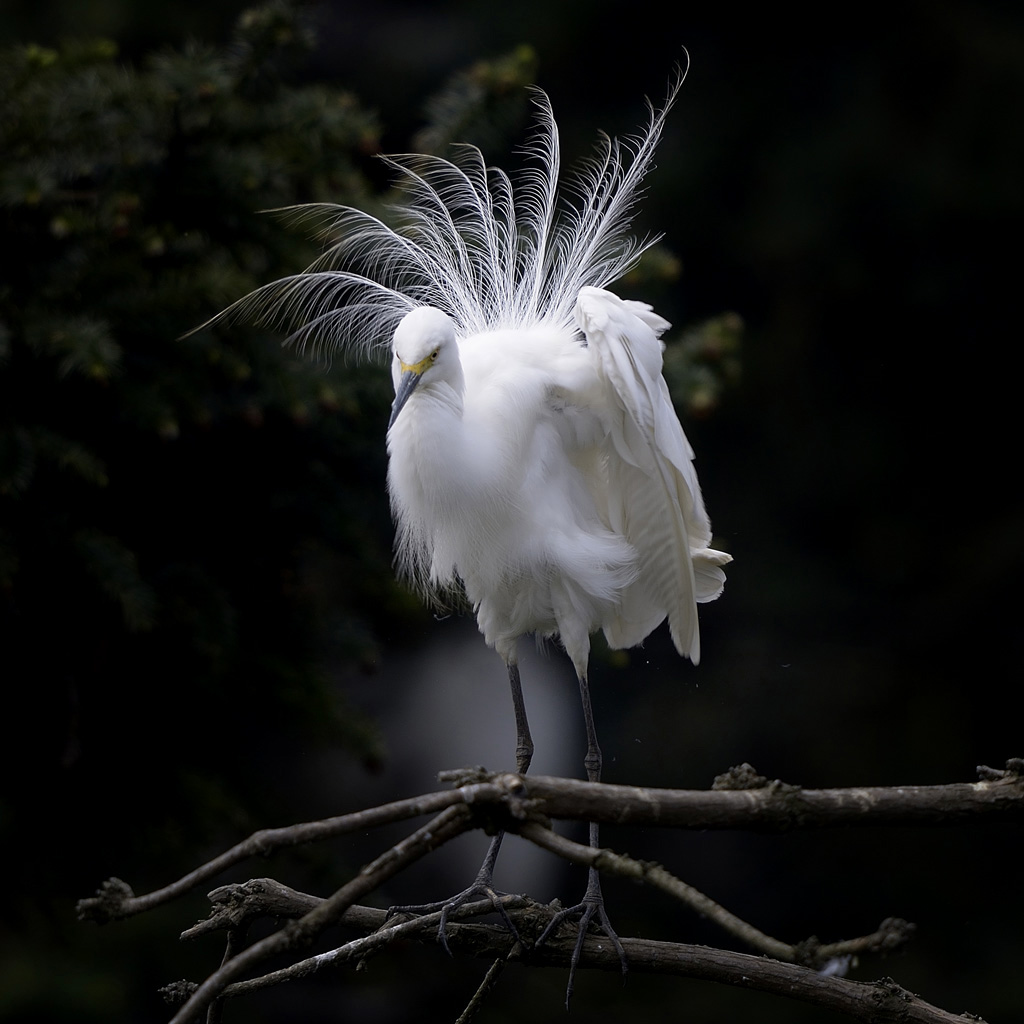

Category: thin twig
[454, 956, 510, 1024]
[197, 897, 532, 1002]
[517, 821, 918, 968]
[519, 819, 794, 959]
[78, 782, 511, 924]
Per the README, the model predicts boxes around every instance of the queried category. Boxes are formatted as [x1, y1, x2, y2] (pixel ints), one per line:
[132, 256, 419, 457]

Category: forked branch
[78, 760, 1023, 926]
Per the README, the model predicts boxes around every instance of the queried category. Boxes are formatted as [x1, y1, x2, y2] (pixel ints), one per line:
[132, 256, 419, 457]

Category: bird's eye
[430, 349, 439, 361]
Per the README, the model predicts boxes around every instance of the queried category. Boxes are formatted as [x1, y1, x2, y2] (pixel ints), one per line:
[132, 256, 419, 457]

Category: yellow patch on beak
[399, 353, 435, 376]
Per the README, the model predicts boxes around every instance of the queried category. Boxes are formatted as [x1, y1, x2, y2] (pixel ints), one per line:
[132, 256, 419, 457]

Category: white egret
[212, 65, 731, 995]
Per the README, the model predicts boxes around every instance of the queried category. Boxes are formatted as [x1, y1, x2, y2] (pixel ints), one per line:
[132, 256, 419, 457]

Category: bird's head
[389, 307, 460, 429]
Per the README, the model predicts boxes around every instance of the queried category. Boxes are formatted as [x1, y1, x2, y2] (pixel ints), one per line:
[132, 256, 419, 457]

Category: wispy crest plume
[202, 65, 687, 358]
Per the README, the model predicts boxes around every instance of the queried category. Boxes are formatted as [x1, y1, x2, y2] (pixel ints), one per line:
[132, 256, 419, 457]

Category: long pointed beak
[388, 369, 422, 430]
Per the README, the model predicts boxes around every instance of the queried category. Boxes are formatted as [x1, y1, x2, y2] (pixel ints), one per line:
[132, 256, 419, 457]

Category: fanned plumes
[200, 67, 687, 359]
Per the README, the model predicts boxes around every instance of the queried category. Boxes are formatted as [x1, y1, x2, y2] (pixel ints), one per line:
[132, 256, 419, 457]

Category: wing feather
[575, 286, 731, 663]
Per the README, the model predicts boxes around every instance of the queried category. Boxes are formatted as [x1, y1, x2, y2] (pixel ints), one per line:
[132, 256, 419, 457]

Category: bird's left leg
[388, 658, 532, 950]
[536, 670, 627, 1004]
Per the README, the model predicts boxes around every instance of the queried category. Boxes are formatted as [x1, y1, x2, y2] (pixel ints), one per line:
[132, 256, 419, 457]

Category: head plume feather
[198, 64, 687, 359]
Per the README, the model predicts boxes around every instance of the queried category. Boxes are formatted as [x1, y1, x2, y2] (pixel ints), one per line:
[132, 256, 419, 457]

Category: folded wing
[575, 286, 731, 663]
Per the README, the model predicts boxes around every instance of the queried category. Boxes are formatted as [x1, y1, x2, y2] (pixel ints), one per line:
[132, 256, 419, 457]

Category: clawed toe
[386, 833, 520, 954]
[388, 881, 520, 954]
[535, 870, 627, 1007]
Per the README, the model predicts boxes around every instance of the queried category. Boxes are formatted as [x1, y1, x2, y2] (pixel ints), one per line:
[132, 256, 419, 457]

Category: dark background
[2, 1, 1021, 1021]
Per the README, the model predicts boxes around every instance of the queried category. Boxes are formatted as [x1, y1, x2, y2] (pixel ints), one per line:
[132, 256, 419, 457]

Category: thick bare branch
[512, 762, 1024, 830]
[171, 897, 978, 1024]
[79, 761, 1022, 930]
[530, 933, 980, 1024]
[462, 929, 977, 1024]
[180, 878, 325, 941]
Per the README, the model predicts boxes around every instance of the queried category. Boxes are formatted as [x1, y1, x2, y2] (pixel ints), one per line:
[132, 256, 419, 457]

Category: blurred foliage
[663, 309, 743, 418]
[412, 43, 539, 154]
[624, 244, 744, 418]
[0, 4, 391, 795]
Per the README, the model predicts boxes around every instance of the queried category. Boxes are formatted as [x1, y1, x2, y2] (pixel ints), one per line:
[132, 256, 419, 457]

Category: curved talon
[443, 885, 519, 952]
[389, 883, 520, 954]
[387, 834, 521, 954]
[535, 870, 628, 1007]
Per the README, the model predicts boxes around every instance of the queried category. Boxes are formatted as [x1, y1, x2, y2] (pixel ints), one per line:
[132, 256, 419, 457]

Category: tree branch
[514, 760, 1024, 830]
[79, 761, 1023, 927]
[520, 819, 803, 960]
[77, 782, 512, 924]
[169, 892, 974, 1024]
[166, 805, 474, 1024]
[78, 760, 1020, 1024]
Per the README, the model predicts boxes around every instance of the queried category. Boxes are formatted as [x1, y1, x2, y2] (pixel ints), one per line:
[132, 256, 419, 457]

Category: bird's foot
[387, 881, 520, 954]
[535, 868, 627, 1006]
[386, 833, 519, 954]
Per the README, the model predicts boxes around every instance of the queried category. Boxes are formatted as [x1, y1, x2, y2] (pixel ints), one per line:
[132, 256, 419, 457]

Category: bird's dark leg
[507, 660, 534, 775]
[536, 671, 628, 1006]
[388, 659, 532, 950]
[577, 665, 601, 783]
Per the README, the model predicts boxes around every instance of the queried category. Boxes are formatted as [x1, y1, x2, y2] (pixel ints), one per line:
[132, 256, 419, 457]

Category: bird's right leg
[387, 658, 532, 951]
[507, 658, 534, 775]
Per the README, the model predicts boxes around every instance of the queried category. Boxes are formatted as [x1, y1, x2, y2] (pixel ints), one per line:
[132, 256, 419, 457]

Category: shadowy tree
[0, 6, 406, 1018]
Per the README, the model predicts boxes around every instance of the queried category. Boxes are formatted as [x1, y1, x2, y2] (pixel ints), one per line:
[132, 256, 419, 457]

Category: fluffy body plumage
[386, 292, 730, 677]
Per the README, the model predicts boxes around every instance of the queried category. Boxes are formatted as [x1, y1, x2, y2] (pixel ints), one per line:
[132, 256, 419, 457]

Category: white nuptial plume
[213, 68, 684, 362]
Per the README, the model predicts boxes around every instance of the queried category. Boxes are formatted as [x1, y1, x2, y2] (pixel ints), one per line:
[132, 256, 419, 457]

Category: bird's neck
[423, 376, 465, 420]
[388, 378, 464, 459]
